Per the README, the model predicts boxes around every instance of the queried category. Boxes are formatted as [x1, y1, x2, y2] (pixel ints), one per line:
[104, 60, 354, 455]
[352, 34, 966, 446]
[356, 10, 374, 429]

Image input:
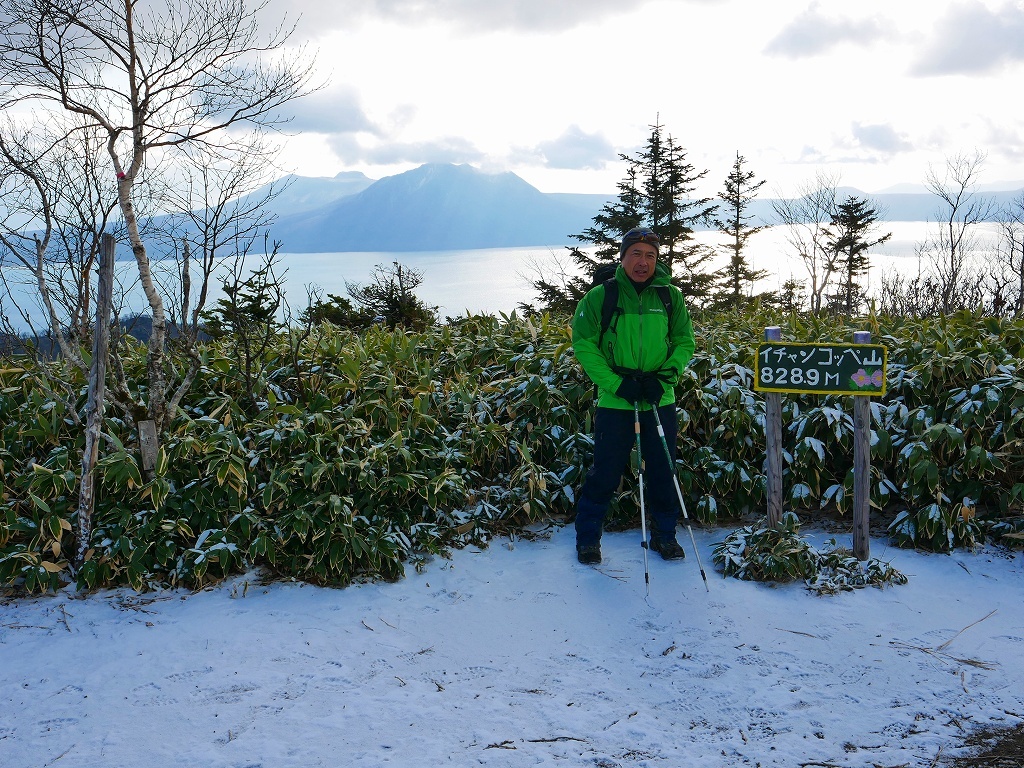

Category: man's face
[621, 242, 658, 282]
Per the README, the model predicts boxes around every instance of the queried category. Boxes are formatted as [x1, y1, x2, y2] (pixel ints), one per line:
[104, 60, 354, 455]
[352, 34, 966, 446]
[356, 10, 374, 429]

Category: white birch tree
[771, 170, 840, 314]
[921, 151, 996, 314]
[997, 192, 1024, 317]
[0, 0, 315, 429]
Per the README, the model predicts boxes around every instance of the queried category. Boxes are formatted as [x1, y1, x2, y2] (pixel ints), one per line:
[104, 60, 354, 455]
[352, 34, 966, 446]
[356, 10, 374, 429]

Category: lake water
[0, 221, 1003, 334]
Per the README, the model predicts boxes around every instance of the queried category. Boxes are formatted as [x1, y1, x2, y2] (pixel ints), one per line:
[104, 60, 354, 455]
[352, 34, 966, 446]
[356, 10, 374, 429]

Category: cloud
[764, 3, 894, 58]
[270, 0, 656, 38]
[326, 124, 614, 173]
[790, 144, 831, 166]
[787, 124, 912, 168]
[285, 85, 380, 135]
[521, 125, 616, 170]
[911, 1, 1024, 76]
[326, 134, 485, 165]
[851, 122, 913, 154]
[983, 120, 1024, 162]
[287, 83, 486, 167]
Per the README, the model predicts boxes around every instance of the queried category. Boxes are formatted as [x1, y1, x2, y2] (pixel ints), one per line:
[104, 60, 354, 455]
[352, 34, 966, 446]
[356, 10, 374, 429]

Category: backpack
[592, 262, 674, 350]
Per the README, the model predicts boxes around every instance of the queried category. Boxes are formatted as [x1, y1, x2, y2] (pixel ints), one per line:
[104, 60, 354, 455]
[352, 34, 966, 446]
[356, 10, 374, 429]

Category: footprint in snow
[166, 666, 214, 681]
[203, 682, 259, 705]
[37, 718, 78, 733]
[686, 661, 731, 680]
[131, 682, 179, 707]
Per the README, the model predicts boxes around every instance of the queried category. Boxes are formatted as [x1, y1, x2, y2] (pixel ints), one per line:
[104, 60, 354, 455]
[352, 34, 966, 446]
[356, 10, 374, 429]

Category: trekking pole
[634, 404, 651, 595]
[648, 405, 710, 592]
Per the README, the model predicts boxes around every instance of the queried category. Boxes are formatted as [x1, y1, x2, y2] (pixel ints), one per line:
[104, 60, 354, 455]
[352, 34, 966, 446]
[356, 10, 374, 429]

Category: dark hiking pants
[574, 404, 679, 549]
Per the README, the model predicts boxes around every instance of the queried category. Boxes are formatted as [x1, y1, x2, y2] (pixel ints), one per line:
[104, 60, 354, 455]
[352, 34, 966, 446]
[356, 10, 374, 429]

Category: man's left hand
[640, 372, 665, 405]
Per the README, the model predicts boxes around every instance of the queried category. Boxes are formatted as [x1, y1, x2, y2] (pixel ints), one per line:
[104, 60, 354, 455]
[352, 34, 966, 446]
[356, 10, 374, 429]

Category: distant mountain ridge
[265, 171, 375, 217]
[741, 185, 1024, 230]
[268, 163, 609, 253]
[255, 163, 1023, 254]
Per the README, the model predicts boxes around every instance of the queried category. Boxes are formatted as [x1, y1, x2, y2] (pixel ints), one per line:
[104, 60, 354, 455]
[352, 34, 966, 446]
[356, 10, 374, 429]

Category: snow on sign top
[754, 342, 888, 396]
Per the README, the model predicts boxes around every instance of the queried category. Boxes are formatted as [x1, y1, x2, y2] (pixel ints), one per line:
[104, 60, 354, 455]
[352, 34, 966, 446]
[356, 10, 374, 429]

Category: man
[571, 226, 696, 565]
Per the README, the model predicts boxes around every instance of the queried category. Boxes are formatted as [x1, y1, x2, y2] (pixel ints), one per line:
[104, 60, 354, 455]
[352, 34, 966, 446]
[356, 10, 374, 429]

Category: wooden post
[764, 326, 784, 528]
[75, 233, 115, 568]
[138, 419, 159, 482]
[852, 330, 872, 560]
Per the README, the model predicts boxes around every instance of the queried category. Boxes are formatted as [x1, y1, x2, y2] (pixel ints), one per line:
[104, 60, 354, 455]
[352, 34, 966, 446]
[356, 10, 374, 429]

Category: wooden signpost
[755, 328, 887, 560]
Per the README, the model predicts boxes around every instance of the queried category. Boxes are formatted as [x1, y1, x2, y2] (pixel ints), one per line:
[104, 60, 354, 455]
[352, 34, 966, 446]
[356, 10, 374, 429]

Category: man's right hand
[615, 376, 644, 405]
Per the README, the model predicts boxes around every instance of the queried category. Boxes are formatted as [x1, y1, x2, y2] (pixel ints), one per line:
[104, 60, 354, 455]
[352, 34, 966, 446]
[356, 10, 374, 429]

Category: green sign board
[755, 342, 888, 396]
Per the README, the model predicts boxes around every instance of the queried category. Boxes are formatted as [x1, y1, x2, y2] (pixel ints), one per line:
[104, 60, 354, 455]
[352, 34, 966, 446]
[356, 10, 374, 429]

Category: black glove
[639, 373, 665, 405]
[615, 376, 644, 405]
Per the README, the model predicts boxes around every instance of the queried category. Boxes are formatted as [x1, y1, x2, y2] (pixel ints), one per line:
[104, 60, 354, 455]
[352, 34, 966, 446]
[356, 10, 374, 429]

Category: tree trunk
[75, 233, 115, 568]
[116, 172, 169, 429]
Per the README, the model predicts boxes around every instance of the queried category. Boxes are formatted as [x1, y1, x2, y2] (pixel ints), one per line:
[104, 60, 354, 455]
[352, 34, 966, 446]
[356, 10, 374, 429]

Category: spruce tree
[651, 132, 717, 300]
[530, 119, 715, 309]
[711, 152, 769, 310]
[826, 196, 891, 317]
[568, 164, 643, 280]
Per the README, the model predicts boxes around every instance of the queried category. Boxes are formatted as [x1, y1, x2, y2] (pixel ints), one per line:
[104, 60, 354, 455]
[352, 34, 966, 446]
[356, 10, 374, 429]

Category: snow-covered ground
[2, 525, 1023, 767]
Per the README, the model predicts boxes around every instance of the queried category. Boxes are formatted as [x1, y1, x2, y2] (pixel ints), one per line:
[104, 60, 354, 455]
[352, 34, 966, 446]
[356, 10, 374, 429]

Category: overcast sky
[265, 0, 1024, 196]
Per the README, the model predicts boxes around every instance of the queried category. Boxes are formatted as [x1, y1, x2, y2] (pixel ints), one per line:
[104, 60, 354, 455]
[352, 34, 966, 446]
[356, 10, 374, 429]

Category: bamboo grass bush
[710, 511, 909, 592]
[1, 309, 1022, 593]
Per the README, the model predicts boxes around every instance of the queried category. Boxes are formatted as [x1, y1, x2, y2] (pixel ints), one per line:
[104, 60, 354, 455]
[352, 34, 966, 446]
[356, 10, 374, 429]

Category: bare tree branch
[771, 170, 840, 314]
[921, 150, 997, 314]
[0, 0, 316, 429]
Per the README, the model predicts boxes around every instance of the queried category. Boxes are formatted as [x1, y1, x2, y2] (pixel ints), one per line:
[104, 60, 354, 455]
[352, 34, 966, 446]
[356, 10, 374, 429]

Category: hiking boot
[576, 545, 602, 565]
[650, 536, 686, 561]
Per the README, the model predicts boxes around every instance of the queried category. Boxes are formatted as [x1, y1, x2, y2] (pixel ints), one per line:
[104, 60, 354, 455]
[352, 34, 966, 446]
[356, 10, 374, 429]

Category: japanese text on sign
[754, 343, 887, 396]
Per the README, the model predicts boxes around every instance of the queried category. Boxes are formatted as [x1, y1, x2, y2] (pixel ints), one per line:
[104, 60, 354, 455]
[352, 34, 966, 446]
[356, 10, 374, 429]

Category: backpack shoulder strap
[598, 278, 620, 345]
[599, 281, 673, 341]
[654, 285, 673, 322]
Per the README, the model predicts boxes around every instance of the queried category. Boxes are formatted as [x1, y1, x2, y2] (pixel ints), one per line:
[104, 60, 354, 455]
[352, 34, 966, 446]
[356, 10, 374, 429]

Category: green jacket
[572, 262, 695, 410]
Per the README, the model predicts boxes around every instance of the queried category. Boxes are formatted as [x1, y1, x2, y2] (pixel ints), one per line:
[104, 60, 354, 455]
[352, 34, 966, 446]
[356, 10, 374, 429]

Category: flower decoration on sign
[851, 368, 883, 390]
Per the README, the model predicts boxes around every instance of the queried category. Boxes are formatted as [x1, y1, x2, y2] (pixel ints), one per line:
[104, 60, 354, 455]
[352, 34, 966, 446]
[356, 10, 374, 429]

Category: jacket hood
[652, 260, 673, 285]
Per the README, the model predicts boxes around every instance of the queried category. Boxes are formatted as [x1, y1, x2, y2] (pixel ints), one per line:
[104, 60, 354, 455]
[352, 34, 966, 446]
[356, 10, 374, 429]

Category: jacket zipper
[637, 290, 644, 387]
